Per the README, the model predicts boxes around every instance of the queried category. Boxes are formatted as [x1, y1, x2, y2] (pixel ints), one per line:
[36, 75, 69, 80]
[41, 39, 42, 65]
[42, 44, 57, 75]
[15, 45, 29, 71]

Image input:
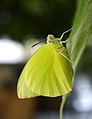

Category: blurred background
[0, 0, 92, 119]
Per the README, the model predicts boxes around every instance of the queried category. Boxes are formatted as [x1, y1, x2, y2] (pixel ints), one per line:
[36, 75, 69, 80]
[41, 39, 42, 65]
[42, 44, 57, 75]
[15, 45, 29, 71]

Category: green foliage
[0, 0, 75, 41]
[60, 0, 92, 118]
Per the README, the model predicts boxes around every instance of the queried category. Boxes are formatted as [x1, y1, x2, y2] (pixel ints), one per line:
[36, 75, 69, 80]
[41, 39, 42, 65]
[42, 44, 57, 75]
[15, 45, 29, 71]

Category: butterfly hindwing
[17, 64, 39, 98]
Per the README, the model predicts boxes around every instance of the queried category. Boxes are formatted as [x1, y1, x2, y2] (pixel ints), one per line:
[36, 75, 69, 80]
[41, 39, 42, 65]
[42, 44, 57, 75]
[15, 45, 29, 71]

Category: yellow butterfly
[17, 29, 73, 98]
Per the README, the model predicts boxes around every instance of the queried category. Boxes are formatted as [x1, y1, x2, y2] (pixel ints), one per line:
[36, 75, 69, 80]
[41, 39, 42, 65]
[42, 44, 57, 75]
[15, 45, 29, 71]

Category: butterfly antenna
[31, 41, 43, 48]
[59, 28, 72, 41]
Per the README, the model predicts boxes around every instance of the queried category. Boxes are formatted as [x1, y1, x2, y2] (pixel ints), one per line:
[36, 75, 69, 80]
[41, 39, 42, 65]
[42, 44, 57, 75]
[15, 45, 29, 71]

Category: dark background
[0, 0, 76, 42]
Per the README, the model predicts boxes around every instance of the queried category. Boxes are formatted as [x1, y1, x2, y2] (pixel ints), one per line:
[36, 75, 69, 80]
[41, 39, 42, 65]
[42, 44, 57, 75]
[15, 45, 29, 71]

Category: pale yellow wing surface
[24, 43, 73, 97]
[17, 64, 39, 99]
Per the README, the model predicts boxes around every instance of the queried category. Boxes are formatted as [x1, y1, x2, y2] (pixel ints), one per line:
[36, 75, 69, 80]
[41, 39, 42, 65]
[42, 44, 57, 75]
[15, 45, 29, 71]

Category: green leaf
[60, 0, 92, 118]
[68, 0, 92, 71]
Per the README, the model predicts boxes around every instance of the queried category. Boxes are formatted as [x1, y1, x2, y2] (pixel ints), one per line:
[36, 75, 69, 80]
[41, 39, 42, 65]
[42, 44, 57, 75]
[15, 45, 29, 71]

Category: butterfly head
[47, 34, 59, 44]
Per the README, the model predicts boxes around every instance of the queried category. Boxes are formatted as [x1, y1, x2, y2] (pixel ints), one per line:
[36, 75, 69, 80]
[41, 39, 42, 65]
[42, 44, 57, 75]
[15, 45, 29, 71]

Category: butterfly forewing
[23, 43, 73, 97]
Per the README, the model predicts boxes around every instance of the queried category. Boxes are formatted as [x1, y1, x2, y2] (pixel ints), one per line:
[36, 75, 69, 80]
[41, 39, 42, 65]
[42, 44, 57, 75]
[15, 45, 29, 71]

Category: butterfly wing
[20, 43, 73, 97]
[17, 64, 39, 99]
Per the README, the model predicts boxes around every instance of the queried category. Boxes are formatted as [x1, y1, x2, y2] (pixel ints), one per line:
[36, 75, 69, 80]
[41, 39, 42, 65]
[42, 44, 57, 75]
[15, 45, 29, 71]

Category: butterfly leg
[60, 39, 68, 44]
[58, 47, 73, 63]
[56, 46, 64, 55]
[57, 46, 65, 52]
[57, 46, 73, 63]
[60, 51, 73, 63]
